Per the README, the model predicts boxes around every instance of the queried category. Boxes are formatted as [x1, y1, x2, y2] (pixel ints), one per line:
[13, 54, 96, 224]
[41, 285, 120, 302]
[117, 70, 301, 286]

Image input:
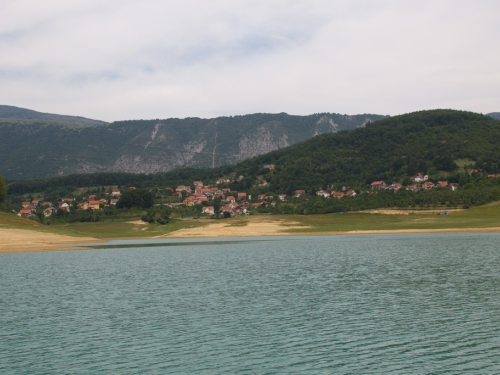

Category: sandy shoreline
[0, 228, 103, 253]
[2, 221, 500, 253]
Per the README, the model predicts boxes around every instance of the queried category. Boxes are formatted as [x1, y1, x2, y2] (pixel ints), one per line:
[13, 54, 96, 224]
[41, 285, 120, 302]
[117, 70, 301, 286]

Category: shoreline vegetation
[2, 201, 500, 253]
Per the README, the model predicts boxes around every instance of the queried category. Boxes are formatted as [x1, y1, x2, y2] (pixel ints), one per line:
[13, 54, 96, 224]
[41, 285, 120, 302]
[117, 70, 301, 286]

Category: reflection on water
[1, 233, 500, 374]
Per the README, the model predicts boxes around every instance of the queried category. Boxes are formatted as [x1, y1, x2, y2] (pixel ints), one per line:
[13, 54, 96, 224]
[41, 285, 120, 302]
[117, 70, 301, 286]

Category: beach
[2, 219, 500, 253]
[0, 228, 102, 253]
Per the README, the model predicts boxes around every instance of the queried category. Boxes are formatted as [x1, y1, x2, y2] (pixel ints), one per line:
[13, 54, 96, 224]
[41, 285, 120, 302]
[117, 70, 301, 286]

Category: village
[16, 169, 475, 219]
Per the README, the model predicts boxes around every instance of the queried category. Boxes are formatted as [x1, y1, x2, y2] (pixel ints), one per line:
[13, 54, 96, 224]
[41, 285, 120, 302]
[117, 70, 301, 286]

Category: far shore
[2, 222, 500, 253]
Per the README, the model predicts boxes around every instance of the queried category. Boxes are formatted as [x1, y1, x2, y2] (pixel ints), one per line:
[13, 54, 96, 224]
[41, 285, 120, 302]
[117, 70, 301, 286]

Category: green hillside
[5, 109, 500, 219]
[234, 109, 500, 193]
[0, 111, 385, 180]
[0, 105, 106, 127]
[7, 109, 500, 195]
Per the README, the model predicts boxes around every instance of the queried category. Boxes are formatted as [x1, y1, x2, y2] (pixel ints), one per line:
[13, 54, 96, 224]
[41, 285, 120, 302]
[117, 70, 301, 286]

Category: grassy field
[2, 200, 500, 239]
[280, 201, 500, 233]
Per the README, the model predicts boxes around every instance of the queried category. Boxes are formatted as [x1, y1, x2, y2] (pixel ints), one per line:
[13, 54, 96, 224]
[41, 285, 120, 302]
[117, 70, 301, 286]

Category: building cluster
[17, 189, 123, 218]
[369, 173, 459, 192]
[167, 181, 271, 217]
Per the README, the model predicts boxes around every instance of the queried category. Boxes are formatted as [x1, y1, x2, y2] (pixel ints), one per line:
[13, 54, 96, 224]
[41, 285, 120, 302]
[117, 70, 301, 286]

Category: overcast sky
[1, 0, 499, 122]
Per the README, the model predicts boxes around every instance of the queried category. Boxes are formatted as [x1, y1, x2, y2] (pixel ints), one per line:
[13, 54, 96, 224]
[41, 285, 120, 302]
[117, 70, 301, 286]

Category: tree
[116, 189, 154, 209]
[0, 173, 6, 206]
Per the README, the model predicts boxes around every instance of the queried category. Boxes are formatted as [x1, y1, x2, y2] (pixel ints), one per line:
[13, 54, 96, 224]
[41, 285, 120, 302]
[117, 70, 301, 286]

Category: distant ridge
[0, 111, 386, 180]
[0, 105, 106, 127]
[487, 112, 500, 121]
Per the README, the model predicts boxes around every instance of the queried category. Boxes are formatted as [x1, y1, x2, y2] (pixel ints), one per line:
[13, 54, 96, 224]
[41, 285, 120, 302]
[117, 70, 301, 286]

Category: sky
[1, 0, 499, 122]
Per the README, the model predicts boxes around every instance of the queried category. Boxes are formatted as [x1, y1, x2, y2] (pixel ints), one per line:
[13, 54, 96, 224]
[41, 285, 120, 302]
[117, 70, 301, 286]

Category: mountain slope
[8, 110, 500, 198]
[487, 112, 500, 121]
[0, 105, 106, 127]
[230, 110, 500, 193]
[0, 112, 385, 180]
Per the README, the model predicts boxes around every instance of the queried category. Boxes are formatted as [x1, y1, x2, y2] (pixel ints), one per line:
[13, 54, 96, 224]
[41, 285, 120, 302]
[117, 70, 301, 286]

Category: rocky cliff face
[0, 112, 387, 179]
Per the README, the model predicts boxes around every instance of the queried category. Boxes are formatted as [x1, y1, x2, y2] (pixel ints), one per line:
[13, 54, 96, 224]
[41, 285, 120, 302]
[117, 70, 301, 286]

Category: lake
[1, 233, 500, 373]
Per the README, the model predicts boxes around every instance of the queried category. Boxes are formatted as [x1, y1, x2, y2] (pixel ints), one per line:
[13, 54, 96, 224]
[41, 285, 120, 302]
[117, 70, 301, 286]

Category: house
[371, 181, 387, 190]
[316, 189, 330, 198]
[258, 194, 266, 200]
[450, 183, 459, 191]
[31, 200, 40, 207]
[227, 196, 236, 203]
[412, 173, 424, 182]
[88, 200, 101, 210]
[110, 199, 119, 205]
[111, 189, 121, 196]
[19, 207, 34, 217]
[222, 188, 231, 193]
[43, 207, 56, 218]
[252, 203, 262, 208]
[183, 196, 197, 207]
[277, 194, 286, 201]
[294, 190, 305, 198]
[22, 201, 31, 208]
[422, 181, 435, 190]
[202, 206, 215, 215]
[237, 192, 246, 200]
[346, 190, 357, 197]
[216, 178, 230, 185]
[193, 181, 203, 187]
[221, 205, 234, 213]
[388, 182, 402, 190]
[406, 185, 420, 192]
[176, 185, 191, 193]
[436, 181, 448, 188]
[58, 201, 70, 210]
[263, 163, 275, 170]
[332, 191, 344, 199]
[258, 180, 268, 187]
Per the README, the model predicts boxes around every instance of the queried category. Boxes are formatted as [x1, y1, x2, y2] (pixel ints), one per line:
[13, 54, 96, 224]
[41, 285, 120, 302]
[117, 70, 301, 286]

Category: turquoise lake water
[1, 233, 500, 374]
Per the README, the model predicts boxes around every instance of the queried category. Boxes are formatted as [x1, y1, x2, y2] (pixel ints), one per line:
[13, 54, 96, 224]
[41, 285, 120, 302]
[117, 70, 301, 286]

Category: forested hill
[487, 112, 500, 121]
[232, 109, 500, 193]
[8, 110, 500, 197]
[0, 105, 106, 127]
[0, 112, 385, 180]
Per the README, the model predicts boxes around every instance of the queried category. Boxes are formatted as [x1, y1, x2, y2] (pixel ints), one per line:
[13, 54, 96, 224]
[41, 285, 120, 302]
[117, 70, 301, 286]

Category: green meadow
[2, 201, 500, 239]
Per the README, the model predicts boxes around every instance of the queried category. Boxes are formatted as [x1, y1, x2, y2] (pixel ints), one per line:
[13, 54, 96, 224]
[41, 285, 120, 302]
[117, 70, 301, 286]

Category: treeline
[259, 177, 500, 215]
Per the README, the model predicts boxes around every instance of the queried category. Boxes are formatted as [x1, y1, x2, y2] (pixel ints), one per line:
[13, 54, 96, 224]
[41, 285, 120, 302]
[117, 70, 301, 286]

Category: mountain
[0, 112, 386, 180]
[487, 112, 500, 121]
[0, 105, 106, 127]
[8, 109, 500, 199]
[228, 109, 500, 193]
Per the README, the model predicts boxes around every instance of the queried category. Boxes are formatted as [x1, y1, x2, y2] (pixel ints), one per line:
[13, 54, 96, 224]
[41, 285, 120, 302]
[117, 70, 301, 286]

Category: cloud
[1, 0, 499, 121]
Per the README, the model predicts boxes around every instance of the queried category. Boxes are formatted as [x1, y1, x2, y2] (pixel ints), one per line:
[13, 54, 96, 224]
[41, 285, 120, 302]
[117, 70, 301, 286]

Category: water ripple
[1, 233, 500, 373]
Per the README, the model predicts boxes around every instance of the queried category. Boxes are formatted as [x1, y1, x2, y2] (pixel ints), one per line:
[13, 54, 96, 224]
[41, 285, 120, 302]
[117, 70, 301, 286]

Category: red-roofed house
[316, 189, 330, 198]
[346, 190, 357, 197]
[202, 206, 215, 215]
[422, 181, 435, 190]
[294, 190, 305, 198]
[371, 181, 387, 190]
